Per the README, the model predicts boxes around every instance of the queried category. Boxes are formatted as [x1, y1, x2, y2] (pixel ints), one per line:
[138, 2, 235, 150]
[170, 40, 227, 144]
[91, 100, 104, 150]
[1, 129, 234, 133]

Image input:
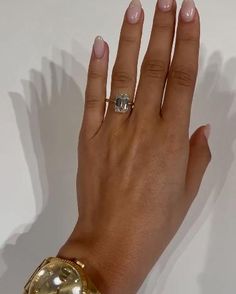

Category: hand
[58, 0, 211, 293]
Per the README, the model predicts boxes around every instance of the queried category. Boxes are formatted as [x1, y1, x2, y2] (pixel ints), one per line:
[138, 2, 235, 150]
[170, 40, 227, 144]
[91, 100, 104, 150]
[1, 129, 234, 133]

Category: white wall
[0, 0, 236, 293]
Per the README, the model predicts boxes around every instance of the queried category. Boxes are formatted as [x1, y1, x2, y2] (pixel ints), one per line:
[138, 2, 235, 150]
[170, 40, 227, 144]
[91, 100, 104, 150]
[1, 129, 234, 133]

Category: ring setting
[105, 94, 134, 113]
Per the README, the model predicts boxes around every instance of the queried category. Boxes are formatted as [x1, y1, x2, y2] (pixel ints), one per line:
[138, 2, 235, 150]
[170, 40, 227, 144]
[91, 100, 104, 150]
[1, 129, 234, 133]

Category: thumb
[185, 124, 212, 202]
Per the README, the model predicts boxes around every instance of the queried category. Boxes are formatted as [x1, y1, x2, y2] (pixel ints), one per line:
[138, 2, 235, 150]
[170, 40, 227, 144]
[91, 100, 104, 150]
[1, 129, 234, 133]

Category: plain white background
[1, 0, 236, 293]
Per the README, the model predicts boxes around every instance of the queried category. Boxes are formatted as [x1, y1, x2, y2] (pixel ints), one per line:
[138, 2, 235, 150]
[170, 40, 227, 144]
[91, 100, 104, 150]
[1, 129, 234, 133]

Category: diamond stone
[114, 94, 130, 113]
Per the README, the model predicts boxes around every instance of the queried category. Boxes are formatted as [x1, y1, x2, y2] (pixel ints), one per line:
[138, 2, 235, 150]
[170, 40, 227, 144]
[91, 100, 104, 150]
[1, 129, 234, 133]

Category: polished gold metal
[23, 257, 101, 294]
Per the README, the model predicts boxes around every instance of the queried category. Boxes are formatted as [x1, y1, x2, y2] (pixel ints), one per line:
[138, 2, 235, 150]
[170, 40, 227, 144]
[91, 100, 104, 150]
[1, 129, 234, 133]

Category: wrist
[57, 241, 103, 291]
[57, 236, 140, 294]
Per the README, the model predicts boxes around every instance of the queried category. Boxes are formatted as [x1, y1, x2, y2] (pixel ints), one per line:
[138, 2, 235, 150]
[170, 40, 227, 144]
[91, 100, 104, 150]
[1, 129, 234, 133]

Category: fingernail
[158, 0, 173, 12]
[181, 0, 196, 22]
[204, 124, 211, 140]
[93, 36, 105, 59]
[127, 0, 142, 24]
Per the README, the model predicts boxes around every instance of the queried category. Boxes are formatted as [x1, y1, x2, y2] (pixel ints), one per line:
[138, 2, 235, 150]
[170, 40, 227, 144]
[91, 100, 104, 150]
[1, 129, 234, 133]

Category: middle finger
[134, 0, 176, 118]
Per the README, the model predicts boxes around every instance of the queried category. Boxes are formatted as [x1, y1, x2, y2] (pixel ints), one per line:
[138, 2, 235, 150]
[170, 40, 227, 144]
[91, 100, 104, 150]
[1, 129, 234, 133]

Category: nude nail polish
[93, 36, 105, 59]
[181, 0, 196, 22]
[127, 0, 142, 24]
[158, 0, 173, 12]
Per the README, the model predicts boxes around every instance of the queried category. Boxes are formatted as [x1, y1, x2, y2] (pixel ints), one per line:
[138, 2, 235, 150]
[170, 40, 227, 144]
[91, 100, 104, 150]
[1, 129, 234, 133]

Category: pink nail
[158, 0, 173, 12]
[204, 124, 211, 140]
[181, 0, 196, 22]
[93, 36, 105, 59]
[127, 0, 142, 24]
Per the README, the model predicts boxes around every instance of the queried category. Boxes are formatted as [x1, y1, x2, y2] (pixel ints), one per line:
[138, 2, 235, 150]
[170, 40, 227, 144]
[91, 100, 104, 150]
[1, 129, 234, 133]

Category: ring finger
[104, 0, 144, 125]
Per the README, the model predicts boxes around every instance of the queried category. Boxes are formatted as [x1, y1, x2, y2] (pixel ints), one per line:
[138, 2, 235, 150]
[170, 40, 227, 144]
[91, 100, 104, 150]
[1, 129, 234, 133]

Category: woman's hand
[58, 0, 211, 293]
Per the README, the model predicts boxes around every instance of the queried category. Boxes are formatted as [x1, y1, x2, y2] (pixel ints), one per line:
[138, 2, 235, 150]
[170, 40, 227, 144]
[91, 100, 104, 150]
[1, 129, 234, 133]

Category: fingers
[83, 0, 200, 137]
[104, 0, 144, 124]
[162, 0, 200, 132]
[82, 36, 109, 139]
[185, 125, 211, 203]
[134, 0, 176, 117]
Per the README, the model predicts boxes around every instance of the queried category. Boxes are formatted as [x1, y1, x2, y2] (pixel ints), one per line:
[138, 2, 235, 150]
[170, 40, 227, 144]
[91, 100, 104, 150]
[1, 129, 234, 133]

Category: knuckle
[121, 33, 137, 45]
[170, 67, 196, 88]
[88, 69, 104, 80]
[141, 58, 167, 80]
[178, 34, 199, 47]
[191, 139, 212, 163]
[85, 93, 101, 109]
[196, 145, 212, 164]
[112, 68, 134, 87]
[153, 20, 173, 32]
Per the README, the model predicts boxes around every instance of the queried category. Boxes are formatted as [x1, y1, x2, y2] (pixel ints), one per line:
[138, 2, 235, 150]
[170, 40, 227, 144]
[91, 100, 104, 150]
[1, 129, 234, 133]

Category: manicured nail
[127, 0, 142, 24]
[181, 0, 196, 22]
[204, 124, 211, 140]
[158, 0, 173, 12]
[93, 36, 105, 59]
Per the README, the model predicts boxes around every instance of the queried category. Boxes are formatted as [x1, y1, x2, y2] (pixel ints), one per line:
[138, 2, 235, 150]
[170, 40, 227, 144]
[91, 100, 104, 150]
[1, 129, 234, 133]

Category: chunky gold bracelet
[23, 256, 101, 294]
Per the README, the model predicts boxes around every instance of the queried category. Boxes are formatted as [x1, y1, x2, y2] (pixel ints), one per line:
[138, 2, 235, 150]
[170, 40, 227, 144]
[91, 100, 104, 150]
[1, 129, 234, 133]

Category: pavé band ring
[105, 94, 134, 113]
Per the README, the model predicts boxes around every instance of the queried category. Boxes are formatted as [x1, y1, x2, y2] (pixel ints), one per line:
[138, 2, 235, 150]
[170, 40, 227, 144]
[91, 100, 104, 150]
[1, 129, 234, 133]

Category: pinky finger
[82, 36, 109, 139]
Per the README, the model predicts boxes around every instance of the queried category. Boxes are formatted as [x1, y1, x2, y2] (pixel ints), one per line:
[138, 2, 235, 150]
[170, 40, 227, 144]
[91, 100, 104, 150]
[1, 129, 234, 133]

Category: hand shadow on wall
[0, 44, 87, 294]
[138, 49, 236, 294]
[197, 56, 236, 293]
